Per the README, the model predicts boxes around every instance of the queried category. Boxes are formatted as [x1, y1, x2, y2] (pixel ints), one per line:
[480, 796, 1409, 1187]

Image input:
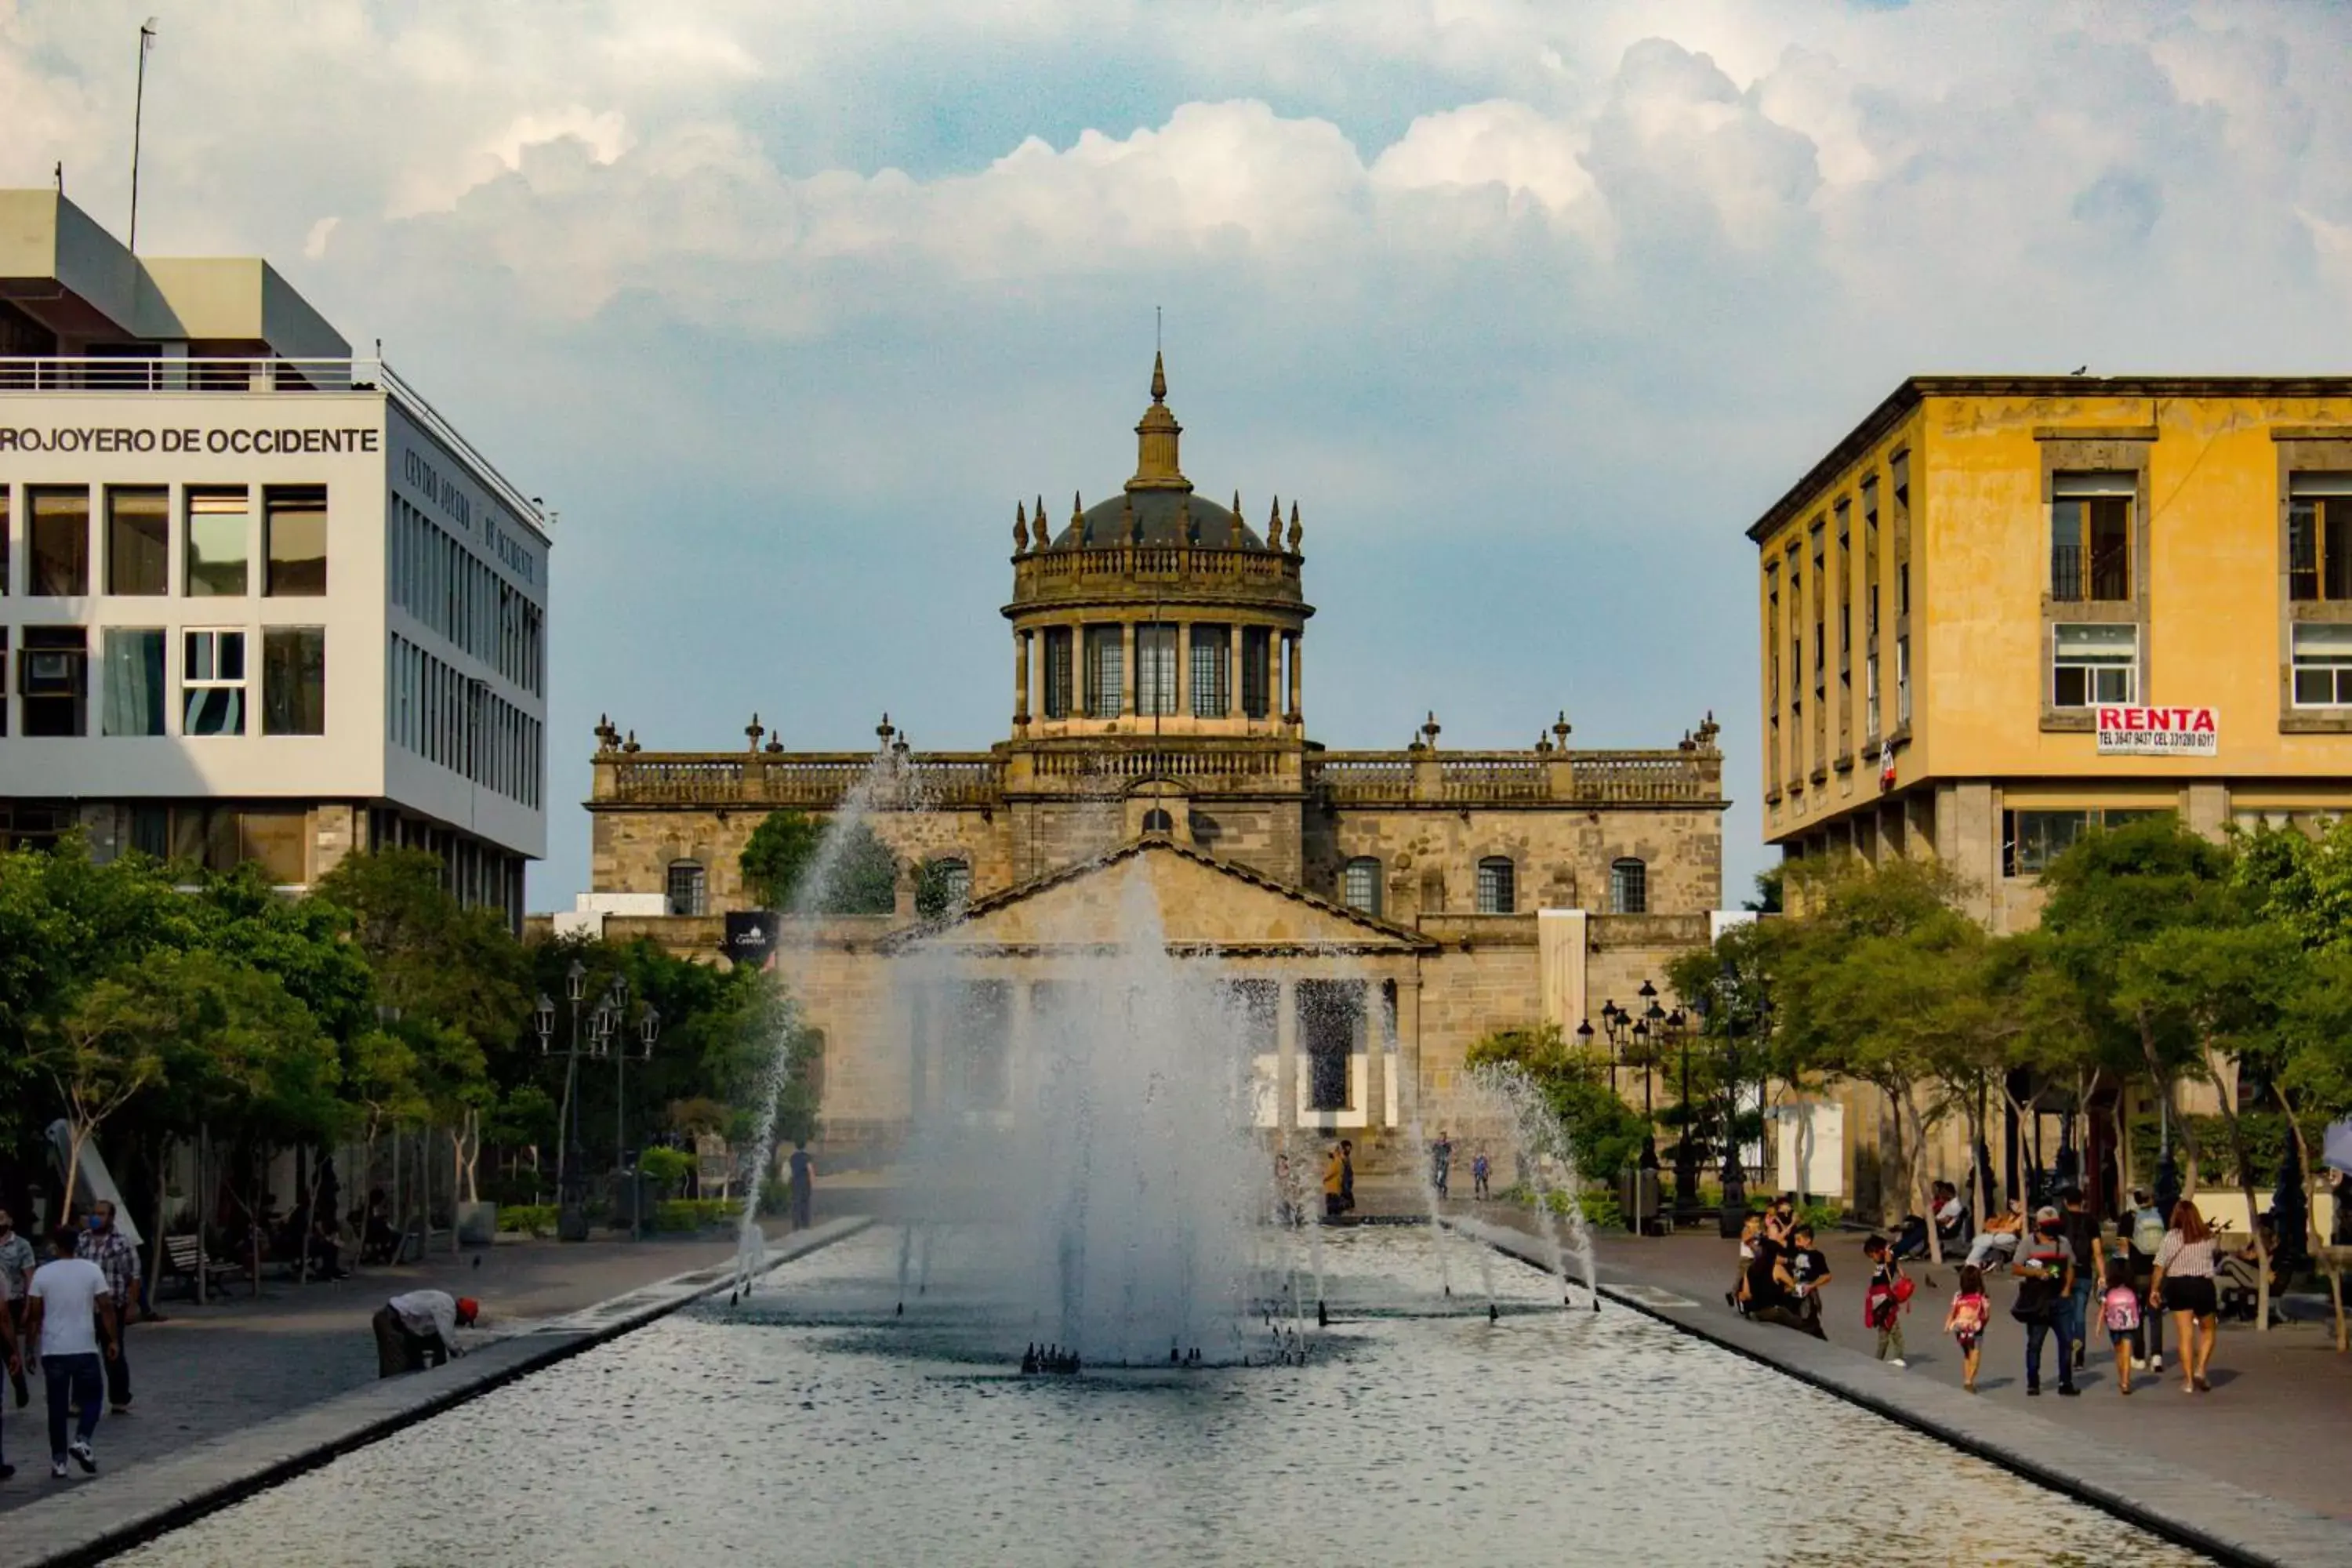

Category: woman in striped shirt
[2148, 1200, 2220, 1395]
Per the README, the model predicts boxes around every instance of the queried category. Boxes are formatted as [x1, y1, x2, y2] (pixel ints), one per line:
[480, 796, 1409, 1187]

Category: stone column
[1123, 621, 1138, 718]
[1284, 632, 1302, 721]
[1395, 972, 1423, 1129]
[1276, 975, 1298, 1131]
[1013, 630, 1032, 728]
[1361, 982, 1384, 1130]
[1229, 625, 1244, 726]
[1174, 622, 1190, 720]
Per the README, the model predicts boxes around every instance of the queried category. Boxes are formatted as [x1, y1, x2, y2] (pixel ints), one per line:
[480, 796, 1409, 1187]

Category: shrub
[650, 1197, 735, 1233]
[637, 1146, 694, 1192]
[502, 1203, 557, 1236]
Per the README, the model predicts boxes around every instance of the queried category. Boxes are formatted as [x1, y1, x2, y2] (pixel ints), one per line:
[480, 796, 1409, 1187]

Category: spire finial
[1287, 501, 1302, 553]
[1128, 352, 1186, 491]
[1014, 499, 1029, 554]
[1151, 350, 1167, 404]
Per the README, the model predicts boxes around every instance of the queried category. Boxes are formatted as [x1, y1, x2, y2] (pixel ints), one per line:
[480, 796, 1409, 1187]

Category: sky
[7, 0, 2351, 910]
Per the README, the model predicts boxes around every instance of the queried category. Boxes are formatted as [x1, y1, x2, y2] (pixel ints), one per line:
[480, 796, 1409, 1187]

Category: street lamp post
[1636, 980, 1663, 1173]
[539, 958, 593, 1243]
[1666, 1007, 1698, 1225]
[628, 1004, 662, 1241]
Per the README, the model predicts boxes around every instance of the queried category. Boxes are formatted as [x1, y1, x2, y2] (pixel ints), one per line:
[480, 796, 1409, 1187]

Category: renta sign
[2095, 705, 2218, 757]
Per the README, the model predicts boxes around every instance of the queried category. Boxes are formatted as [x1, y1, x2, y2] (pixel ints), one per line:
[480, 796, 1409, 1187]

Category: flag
[1878, 739, 1896, 793]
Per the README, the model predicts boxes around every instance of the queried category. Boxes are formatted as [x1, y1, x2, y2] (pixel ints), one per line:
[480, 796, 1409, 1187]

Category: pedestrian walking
[2148, 1200, 2220, 1395]
[2101, 1259, 2143, 1395]
[24, 1226, 118, 1479]
[787, 1142, 815, 1232]
[2013, 1205, 2079, 1397]
[2122, 1186, 2168, 1376]
[1430, 1131, 1454, 1200]
[1339, 1140, 1356, 1214]
[2059, 1186, 2100, 1373]
[1861, 1234, 1910, 1367]
[1322, 1145, 1345, 1220]
[1945, 1264, 1991, 1392]
[0, 1264, 18, 1479]
[1471, 1151, 1490, 1200]
[0, 1206, 32, 1409]
[73, 1201, 140, 1413]
[372, 1290, 479, 1377]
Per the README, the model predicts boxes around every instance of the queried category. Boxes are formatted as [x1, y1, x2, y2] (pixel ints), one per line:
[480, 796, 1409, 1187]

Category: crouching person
[373, 1290, 479, 1377]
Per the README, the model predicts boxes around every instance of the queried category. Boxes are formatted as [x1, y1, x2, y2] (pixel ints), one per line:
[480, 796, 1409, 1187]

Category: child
[2101, 1258, 2143, 1395]
[1787, 1223, 1832, 1338]
[1471, 1151, 1490, 1201]
[1730, 1211, 1762, 1314]
[1946, 1263, 1991, 1392]
[1861, 1234, 1907, 1367]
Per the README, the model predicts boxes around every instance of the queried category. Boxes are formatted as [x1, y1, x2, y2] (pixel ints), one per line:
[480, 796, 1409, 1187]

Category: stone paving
[0, 1226, 774, 1520]
[1425, 1191, 2352, 1550]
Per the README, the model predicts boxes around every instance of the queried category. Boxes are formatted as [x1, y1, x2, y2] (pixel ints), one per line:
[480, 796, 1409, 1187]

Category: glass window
[20, 626, 88, 735]
[1865, 653, 1881, 738]
[185, 488, 250, 597]
[1135, 622, 1177, 717]
[2292, 622, 2352, 707]
[128, 805, 169, 859]
[1475, 857, 1515, 915]
[263, 485, 327, 596]
[2005, 810, 2090, 877]
[940, 859, 972, 909]
[2053, 623, 2137, 708]
[28, 488, 89, 597]
[666, 859, 707, 916]
[105, 488, 169, 595]
[1189, 624, 1230, 717]
[1083, 625, 1123, 719]
[1896, 636, 1911, 724]
[2288, 475, 2352, 604]
[1242, 626, 1272, 719]
[262, 626, 326, 735]
[1610, 857, 1648, 915]
[2050, 476, 2133, 602]
[100, 628, 166, 735]
[0, 490, 9, 597]
[1341, 856, 1381, 915]
[183, 630, 247, 735]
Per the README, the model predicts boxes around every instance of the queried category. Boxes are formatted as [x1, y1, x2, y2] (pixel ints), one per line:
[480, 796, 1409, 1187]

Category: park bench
[160, 1234, 245, 1301]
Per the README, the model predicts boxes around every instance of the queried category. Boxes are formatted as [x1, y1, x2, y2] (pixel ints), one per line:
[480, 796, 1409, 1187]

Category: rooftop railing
[0, 355, 546, 535]
[1012, 544, 1302, 601]
[604, 753, 1004, 807]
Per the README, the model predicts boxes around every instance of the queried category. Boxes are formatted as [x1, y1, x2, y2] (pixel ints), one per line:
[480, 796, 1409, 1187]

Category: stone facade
[575, 360, 1730, 1167]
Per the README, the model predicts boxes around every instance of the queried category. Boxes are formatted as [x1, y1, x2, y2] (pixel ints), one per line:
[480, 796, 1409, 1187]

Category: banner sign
[2095, 706, 2217, 757]
[723, 911, 778, 967]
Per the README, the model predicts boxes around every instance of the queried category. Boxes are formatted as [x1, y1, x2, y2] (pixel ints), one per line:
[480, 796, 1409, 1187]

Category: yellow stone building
[1752, 376, 2352, 930]
[1748, 376, 2352, 1216]
[572, 360, 1730, 1167]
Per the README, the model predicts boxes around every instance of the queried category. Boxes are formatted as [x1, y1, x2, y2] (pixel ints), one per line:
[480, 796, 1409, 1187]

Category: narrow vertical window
[20, 627, 89, 735]
[2050, 474, 2132, 601]
[2288, 474, 2352, 602]
[666, 859, 708, 916]
[100, 628, 167, 735]
[29, 488, 89, 597]
[1242, 626, 1272, 719]
[1134, 622, 1178, 717]
[1610, 857, 1648, 915]
[1189, 624, 1230, 717]
[185, 488, 251, 596]
[106, 488, 169, 595]
[1083, 626, 1124, 718]
[264, 485, 328, 596]
[1341, 856, 1381, 915]
[262, 626, 327, 735]
[1475, 857, 1515, 915]
[1042, 626, 1074, 718]
[1896, 636, 1911, 725]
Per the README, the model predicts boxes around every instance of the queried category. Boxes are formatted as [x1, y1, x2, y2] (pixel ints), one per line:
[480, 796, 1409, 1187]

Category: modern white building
[0, 190, 548, 919]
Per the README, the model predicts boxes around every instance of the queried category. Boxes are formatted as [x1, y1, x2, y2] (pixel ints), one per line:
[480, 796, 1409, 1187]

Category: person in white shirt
[24, 1227, 119, 1479]
[373, 1290, 480, 1377]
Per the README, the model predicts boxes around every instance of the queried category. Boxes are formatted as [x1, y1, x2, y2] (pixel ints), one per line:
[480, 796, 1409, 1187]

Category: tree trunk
[451, 1126, 463, 1256]
[2201, 1041, 2268, 1333]
[2113, 1097, 2133, 1204]
[2278, 1083, 2321, 1259]
[147, 1133, 171, 1312]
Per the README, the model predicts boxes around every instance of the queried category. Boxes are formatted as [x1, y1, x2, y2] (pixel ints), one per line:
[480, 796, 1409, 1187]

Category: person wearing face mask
[73, 1202, 141, 1414]
[2012, 1206, 2079, 1397]
[0, 1208, 32, 1407]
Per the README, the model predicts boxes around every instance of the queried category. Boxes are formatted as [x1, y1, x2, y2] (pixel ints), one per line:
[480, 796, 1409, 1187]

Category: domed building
[572, 358, 1730, 1172]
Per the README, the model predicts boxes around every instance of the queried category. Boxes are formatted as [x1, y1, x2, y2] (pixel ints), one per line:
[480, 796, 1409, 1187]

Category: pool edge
[7, 1217, 873, 1568]
[1446, 1217, 2346, 1568]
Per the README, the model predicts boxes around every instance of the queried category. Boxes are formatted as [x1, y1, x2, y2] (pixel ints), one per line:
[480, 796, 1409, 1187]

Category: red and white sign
[2095, 706, 2217, 757]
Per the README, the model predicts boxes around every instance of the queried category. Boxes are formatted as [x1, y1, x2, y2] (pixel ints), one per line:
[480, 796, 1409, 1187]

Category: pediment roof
[881, 837, 1435, 955]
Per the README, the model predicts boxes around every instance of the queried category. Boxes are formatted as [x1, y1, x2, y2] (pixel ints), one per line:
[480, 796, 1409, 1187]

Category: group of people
[1732, 1186, 2237, 1399]
[0, 1203, 138, 1482]
[1426, 1133, 1492, 1203]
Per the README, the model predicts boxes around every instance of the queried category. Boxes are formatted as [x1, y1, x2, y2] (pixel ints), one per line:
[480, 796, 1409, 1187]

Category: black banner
[723, 910, 777, 967]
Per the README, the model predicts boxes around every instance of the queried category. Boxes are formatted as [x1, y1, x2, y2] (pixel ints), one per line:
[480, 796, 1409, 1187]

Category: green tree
[913, 856, 969, 921]
[34, 949, 178, 1208]
[1467, 1022, 1651, 1181]
[739, 811, 826, 909]
[822, 822, 899, 916]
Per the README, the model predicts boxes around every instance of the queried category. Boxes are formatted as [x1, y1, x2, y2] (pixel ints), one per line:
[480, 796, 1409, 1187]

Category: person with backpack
[1945, 1264, 1991, 1392]
[1785, 1223, 1832, 1339]
[2100, 1259, 2143, 1395]
[1861, 1234, 1912, 1367]
[2122, 1185, 2168, 1374]
[2013, 1205, 2080, 1397]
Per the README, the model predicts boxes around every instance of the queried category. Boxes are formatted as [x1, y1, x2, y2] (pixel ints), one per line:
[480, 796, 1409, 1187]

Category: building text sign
[2096, 706, 2217, 757]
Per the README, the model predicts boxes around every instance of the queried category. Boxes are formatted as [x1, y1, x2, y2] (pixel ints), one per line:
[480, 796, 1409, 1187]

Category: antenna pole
[129, 19, 157, 252]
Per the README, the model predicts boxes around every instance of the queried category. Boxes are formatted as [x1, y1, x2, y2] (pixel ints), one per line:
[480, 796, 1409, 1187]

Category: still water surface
[128, 1227, 2212, 1567]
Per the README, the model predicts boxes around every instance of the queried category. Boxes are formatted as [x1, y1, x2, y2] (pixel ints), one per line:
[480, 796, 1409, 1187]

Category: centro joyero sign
[2095, 705, 2217, 757]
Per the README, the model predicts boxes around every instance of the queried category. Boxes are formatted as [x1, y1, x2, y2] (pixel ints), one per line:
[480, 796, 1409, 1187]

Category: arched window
[1341, 856, 1382, 915]
[1141, 807, 1174, 834]
[666, 858, 707, 917]
[1611, 857, 1648, 915]
[1475, 856, 1515, 914]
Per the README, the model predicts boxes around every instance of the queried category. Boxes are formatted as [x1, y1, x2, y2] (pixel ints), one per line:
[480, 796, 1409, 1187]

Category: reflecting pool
[128, 1227, 2212, 1567]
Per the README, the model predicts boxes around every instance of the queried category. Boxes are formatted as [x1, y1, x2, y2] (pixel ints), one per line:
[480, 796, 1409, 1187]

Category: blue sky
[9, 1, 2351, 909]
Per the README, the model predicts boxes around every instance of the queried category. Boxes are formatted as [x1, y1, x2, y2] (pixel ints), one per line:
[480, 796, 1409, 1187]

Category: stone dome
[1050, 490, 1266, 551]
